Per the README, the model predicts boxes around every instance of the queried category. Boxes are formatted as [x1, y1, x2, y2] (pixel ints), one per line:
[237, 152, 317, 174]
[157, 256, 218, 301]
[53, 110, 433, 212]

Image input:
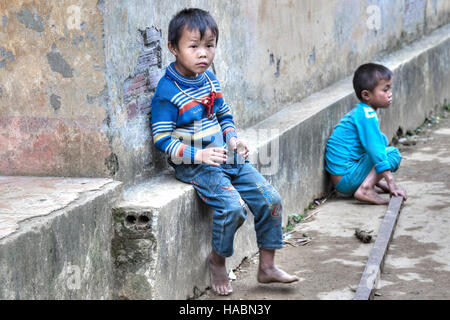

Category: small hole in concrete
[126, 215, 136, 224]
[138, 216, 150, 223]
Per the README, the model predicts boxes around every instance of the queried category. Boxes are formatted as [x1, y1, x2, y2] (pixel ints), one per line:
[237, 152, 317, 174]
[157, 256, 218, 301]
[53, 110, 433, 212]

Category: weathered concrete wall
[378, 28, 450, 139]
[0, 0, 112, 177]
[2, 1, 447, 184]
[100, 0, 450, 185]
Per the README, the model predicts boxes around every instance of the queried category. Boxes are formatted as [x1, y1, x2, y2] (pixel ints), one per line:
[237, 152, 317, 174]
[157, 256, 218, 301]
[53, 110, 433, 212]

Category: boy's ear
[361, 90, 371, 102]
[168, 42, 178, 56]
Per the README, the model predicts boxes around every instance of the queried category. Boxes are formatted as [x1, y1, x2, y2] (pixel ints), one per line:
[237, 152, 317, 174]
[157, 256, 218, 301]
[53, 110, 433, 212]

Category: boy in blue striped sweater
[325, 63, 407, 205]
[151, 8, 298, 296]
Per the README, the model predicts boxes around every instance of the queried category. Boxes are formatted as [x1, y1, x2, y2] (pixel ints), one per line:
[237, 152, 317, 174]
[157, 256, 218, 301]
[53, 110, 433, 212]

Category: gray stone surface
[0, 177, 122, 299]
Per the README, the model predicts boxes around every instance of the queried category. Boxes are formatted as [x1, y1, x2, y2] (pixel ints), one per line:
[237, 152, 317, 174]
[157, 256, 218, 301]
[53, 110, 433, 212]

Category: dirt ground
[199, 109, 450, 300]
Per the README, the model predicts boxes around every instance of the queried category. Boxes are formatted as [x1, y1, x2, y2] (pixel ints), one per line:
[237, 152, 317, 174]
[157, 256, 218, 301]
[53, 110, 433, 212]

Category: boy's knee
[256, 182, 282, 206]
[271, 191, 282, 210]
[387, 146, 402, 172]
[263, 189, 283, 219]
[225, 201, 247, 227]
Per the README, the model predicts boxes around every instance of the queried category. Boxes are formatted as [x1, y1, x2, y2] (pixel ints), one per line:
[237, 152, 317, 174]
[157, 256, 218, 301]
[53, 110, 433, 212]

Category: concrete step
[112, 24, 450, 300]
[112, 172, 256, 300]
[0, 176, 122, 299]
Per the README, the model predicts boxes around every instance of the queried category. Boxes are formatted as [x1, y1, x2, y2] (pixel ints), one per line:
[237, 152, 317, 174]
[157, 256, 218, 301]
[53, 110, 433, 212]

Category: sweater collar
[166, 62, 206, 88]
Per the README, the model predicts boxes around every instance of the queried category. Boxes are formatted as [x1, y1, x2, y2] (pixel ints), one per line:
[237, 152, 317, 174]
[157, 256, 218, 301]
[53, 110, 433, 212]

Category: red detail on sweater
[200, 91, 217, 119]
[178, 92, 222, 116]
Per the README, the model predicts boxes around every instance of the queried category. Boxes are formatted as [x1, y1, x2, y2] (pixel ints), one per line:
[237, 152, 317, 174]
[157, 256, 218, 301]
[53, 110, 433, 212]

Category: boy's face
[169, 27, 216, 78]
[362, 78, 393, 110]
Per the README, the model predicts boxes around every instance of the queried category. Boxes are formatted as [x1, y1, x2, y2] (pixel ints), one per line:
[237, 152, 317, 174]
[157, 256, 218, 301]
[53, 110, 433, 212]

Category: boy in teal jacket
[325, 63, 407, 204]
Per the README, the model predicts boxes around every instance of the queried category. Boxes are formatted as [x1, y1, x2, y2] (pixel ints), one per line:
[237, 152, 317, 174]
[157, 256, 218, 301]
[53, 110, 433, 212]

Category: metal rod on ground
[353, 196, 404, 300]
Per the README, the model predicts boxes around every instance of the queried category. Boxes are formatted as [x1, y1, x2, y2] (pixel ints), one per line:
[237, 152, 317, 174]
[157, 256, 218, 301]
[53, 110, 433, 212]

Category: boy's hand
[228, 137, 250, 160]
[390, 187, 407, 201]
[382, 171, 407, 201]
[194, 147, 227, 166]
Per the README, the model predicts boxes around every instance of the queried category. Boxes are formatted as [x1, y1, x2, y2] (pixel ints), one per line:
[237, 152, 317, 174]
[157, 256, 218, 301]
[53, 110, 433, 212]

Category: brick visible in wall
[148, 70, 164, 90]
[135, 49, 160, 74]
[126, 102, 137, 120]
[142, 27, 162, 47]
[123, 27, 163, 120]
[124, 74, 147, 98]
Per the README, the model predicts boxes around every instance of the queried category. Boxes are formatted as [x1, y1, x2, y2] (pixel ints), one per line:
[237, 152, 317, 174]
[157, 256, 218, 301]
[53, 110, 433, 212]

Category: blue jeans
[173, 154, 283, 258]
[336, 146, 402, 196]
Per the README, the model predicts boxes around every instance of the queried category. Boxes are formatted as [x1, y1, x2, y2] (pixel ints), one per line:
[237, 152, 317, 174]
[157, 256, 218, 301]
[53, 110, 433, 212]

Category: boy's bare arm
[381, 170, 407, 200]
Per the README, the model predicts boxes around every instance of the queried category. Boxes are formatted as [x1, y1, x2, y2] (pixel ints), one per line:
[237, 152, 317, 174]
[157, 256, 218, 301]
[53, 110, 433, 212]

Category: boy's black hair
[168, 8, 219, 49]
[353, 63, 393, 101]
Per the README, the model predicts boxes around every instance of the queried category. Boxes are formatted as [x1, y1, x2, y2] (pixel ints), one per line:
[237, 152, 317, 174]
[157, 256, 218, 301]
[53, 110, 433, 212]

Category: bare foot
[209, 251, 233, 296]
[257, 265, 299, 284]
[376, 180, 390, 193]
[374, 185, 385, 194]
[354, 186, 389, 205]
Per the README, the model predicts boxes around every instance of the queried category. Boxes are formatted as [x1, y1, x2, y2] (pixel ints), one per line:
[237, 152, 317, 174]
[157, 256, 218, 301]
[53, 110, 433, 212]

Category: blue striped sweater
[151, 63, 238, 163]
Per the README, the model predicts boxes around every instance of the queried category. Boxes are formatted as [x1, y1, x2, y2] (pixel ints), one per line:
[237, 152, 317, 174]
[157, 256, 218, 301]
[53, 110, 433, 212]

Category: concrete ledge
[113, 23, 450, 300]
[112, 173, 256, 299]
[0, 177, 122, 299]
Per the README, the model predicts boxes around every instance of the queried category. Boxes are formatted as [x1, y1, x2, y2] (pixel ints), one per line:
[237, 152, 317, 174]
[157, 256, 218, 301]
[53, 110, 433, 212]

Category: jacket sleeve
[216, 101, 238, 142]
[355, 106, 390, 173]
[151, 94, 199, 163]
